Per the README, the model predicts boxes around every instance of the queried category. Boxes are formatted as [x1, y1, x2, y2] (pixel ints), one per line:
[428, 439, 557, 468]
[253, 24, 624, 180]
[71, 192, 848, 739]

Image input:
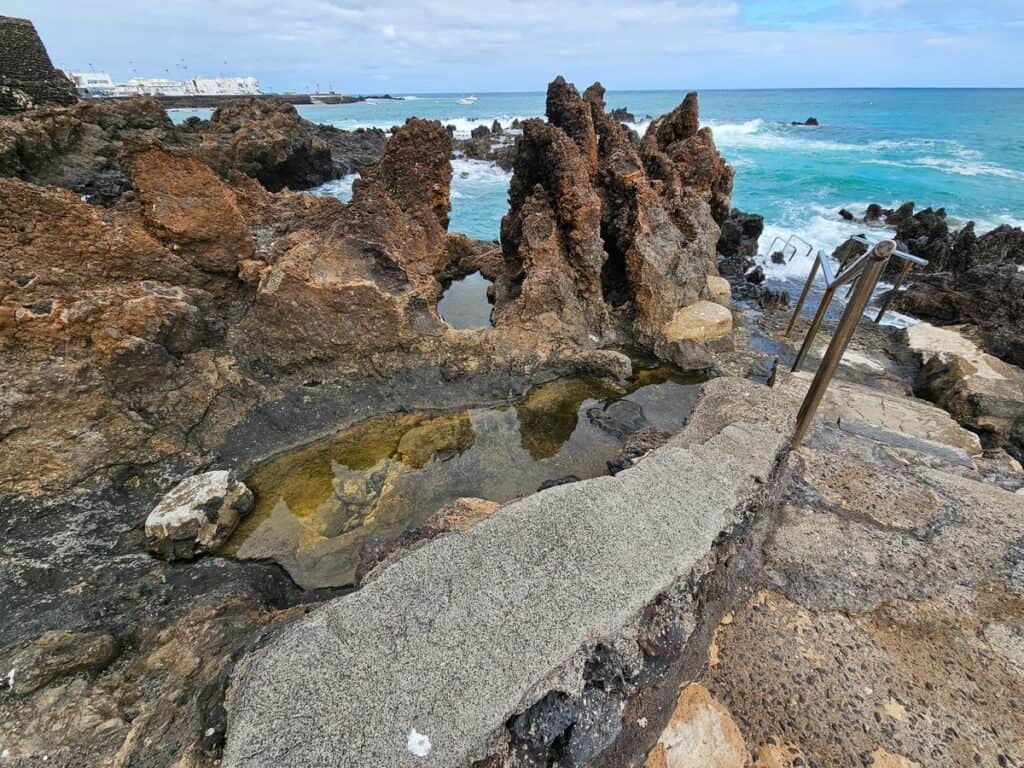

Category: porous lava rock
[496, 77, 734, 369]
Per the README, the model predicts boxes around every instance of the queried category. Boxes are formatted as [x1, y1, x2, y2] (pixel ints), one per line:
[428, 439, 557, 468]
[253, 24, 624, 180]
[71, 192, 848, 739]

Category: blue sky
[11, 0, 1024, 92]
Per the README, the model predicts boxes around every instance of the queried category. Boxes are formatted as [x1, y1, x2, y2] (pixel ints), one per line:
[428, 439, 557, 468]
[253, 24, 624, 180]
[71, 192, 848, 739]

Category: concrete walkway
[222, 379, 795, 767]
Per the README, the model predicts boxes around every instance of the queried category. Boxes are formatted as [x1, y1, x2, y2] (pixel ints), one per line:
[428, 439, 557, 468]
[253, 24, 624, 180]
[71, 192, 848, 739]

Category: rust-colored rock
[496, 77, 733, 368]
[121, 144, 255, 273]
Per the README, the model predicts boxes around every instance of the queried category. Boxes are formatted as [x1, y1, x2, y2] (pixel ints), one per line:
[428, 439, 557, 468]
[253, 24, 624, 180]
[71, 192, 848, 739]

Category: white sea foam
[313, 172, 359, 203]
[450, 158, 512, 201]
[865, 156, 1024, 181]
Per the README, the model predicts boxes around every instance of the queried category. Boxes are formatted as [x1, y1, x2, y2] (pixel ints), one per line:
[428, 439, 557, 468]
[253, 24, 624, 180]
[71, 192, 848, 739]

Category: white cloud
[850, 0, 908, 12]
[381, 24, 397, 38]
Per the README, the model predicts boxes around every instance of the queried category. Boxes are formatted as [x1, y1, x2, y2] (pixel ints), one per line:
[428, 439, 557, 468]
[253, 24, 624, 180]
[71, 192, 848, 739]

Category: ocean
[170, 88, 1024, 297]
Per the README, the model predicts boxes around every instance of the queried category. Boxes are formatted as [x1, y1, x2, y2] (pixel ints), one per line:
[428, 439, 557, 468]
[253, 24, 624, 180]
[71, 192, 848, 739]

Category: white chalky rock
[406, 728, 431, 757]
[145, 470, 254, 560]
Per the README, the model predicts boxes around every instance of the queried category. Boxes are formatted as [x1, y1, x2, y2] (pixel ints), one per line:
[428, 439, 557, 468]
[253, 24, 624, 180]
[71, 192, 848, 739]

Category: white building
[65, 72, 261, 97]
[67, 72, 116, 94]
[189, 77, 260, 96]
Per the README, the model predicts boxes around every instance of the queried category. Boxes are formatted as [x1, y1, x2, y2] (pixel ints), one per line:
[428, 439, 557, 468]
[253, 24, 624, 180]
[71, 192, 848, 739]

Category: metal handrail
[786, 236, 929, 353]
[785, 234, 814, 264]
[792, 240, 896, 446]
[849, 235, 927, 322]
[763, 235, 797, 263]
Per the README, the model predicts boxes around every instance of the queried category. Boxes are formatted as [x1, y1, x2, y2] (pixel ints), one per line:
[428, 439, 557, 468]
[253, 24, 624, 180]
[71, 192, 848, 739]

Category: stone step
[772, 369, 982, 455]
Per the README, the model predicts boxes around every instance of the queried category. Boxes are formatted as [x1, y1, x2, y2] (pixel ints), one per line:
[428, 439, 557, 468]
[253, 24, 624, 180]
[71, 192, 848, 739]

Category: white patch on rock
[145, 470, 254, 560]
[5, 668, 13, 689]
[406, 727, 431, 757]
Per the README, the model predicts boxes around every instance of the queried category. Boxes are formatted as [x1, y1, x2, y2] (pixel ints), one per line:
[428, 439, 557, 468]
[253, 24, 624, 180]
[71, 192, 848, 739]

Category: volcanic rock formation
[835, 201, 1024, 368]
[0, 96, 386, 203]
[495, 77, 734, 368]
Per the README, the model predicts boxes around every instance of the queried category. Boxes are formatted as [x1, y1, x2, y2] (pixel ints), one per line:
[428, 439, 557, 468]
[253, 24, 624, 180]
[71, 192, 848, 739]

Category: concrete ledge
[222, 377, 795, 767]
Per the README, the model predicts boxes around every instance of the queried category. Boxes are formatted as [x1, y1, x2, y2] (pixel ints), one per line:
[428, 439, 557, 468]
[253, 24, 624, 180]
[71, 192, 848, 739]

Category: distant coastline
[93, 92, 401, 108]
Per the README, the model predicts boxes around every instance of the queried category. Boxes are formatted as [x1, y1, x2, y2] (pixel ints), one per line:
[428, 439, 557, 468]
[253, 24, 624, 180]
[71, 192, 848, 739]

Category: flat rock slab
[774, 370, 982, 455]
[222, 378, 794, 767]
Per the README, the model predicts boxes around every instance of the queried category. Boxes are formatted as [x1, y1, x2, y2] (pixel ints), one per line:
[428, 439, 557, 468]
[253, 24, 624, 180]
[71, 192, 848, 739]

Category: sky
[10, 0, 1024, 92]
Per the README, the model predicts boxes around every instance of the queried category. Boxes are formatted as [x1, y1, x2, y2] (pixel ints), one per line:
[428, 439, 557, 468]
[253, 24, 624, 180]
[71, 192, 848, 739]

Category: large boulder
[145, 470, 254, 560]
[197, 98, 334, 191]
[904, 323, 1024, 461]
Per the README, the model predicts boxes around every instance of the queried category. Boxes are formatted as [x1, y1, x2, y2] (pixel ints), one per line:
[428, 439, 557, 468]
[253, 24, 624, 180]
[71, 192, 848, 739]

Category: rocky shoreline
[2, 69, 1023, 768]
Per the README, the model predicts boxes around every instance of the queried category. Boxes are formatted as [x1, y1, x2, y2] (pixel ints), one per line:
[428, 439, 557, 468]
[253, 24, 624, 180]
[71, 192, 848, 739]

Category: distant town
[65, 71, 261, 97]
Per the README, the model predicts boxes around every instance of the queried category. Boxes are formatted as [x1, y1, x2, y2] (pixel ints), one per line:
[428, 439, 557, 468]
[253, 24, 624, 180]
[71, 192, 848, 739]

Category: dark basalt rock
[607, 427, 671, 475]
[538, 475, 583, 491]
[745, 265, 766, 284]
[718, 207, 764, 261]
[609, 107, 636, 123]
[893, 227, 1024, 366]
[586, 399, 648, 439]
[864, 203, 890, 223]
[845, 196, 1024, 366]
[791, 117, 819, 126]
[885, 200, 916, 226]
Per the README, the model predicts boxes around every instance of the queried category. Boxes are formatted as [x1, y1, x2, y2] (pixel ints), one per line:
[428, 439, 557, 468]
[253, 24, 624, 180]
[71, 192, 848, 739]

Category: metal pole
[873, 260, 913, 324]
[791, 282, 837, 372]
[792, 241, 895, 447]
[785, 257, 820, 338]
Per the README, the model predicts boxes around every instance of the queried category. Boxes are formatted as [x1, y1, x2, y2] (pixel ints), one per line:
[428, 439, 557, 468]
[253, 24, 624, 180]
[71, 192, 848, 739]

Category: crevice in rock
[599, 219, 632, 308]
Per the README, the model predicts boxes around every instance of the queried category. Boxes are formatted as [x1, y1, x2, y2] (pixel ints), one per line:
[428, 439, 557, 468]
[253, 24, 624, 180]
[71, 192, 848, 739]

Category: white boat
[456, 95, 478, 105]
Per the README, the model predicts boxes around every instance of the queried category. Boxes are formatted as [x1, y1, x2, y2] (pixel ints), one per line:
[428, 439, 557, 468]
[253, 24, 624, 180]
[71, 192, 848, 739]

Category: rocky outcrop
[451, 122, 518, 170]
[0, 111, 630, 496]
[0, 97, 175, 202]
[903, 323, 1024, 461]
[0, 96, 387, 202]
[312, 124, 387, 176]
[495, 77, 734, 369]
[717, 208, 764, 275]
[833, 201, 1024, 366]
[191, 98, 335, 191]
[892, 225, 1024, 366]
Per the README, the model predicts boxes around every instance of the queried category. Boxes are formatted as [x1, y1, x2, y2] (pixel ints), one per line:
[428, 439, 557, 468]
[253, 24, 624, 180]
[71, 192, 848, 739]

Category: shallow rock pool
[223, 365, 705, 588]
[437, 270, 494, 329]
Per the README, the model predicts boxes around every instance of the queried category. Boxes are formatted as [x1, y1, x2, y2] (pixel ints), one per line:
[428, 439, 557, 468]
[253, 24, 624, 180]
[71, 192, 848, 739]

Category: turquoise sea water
[170, 88, 1024, 288]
